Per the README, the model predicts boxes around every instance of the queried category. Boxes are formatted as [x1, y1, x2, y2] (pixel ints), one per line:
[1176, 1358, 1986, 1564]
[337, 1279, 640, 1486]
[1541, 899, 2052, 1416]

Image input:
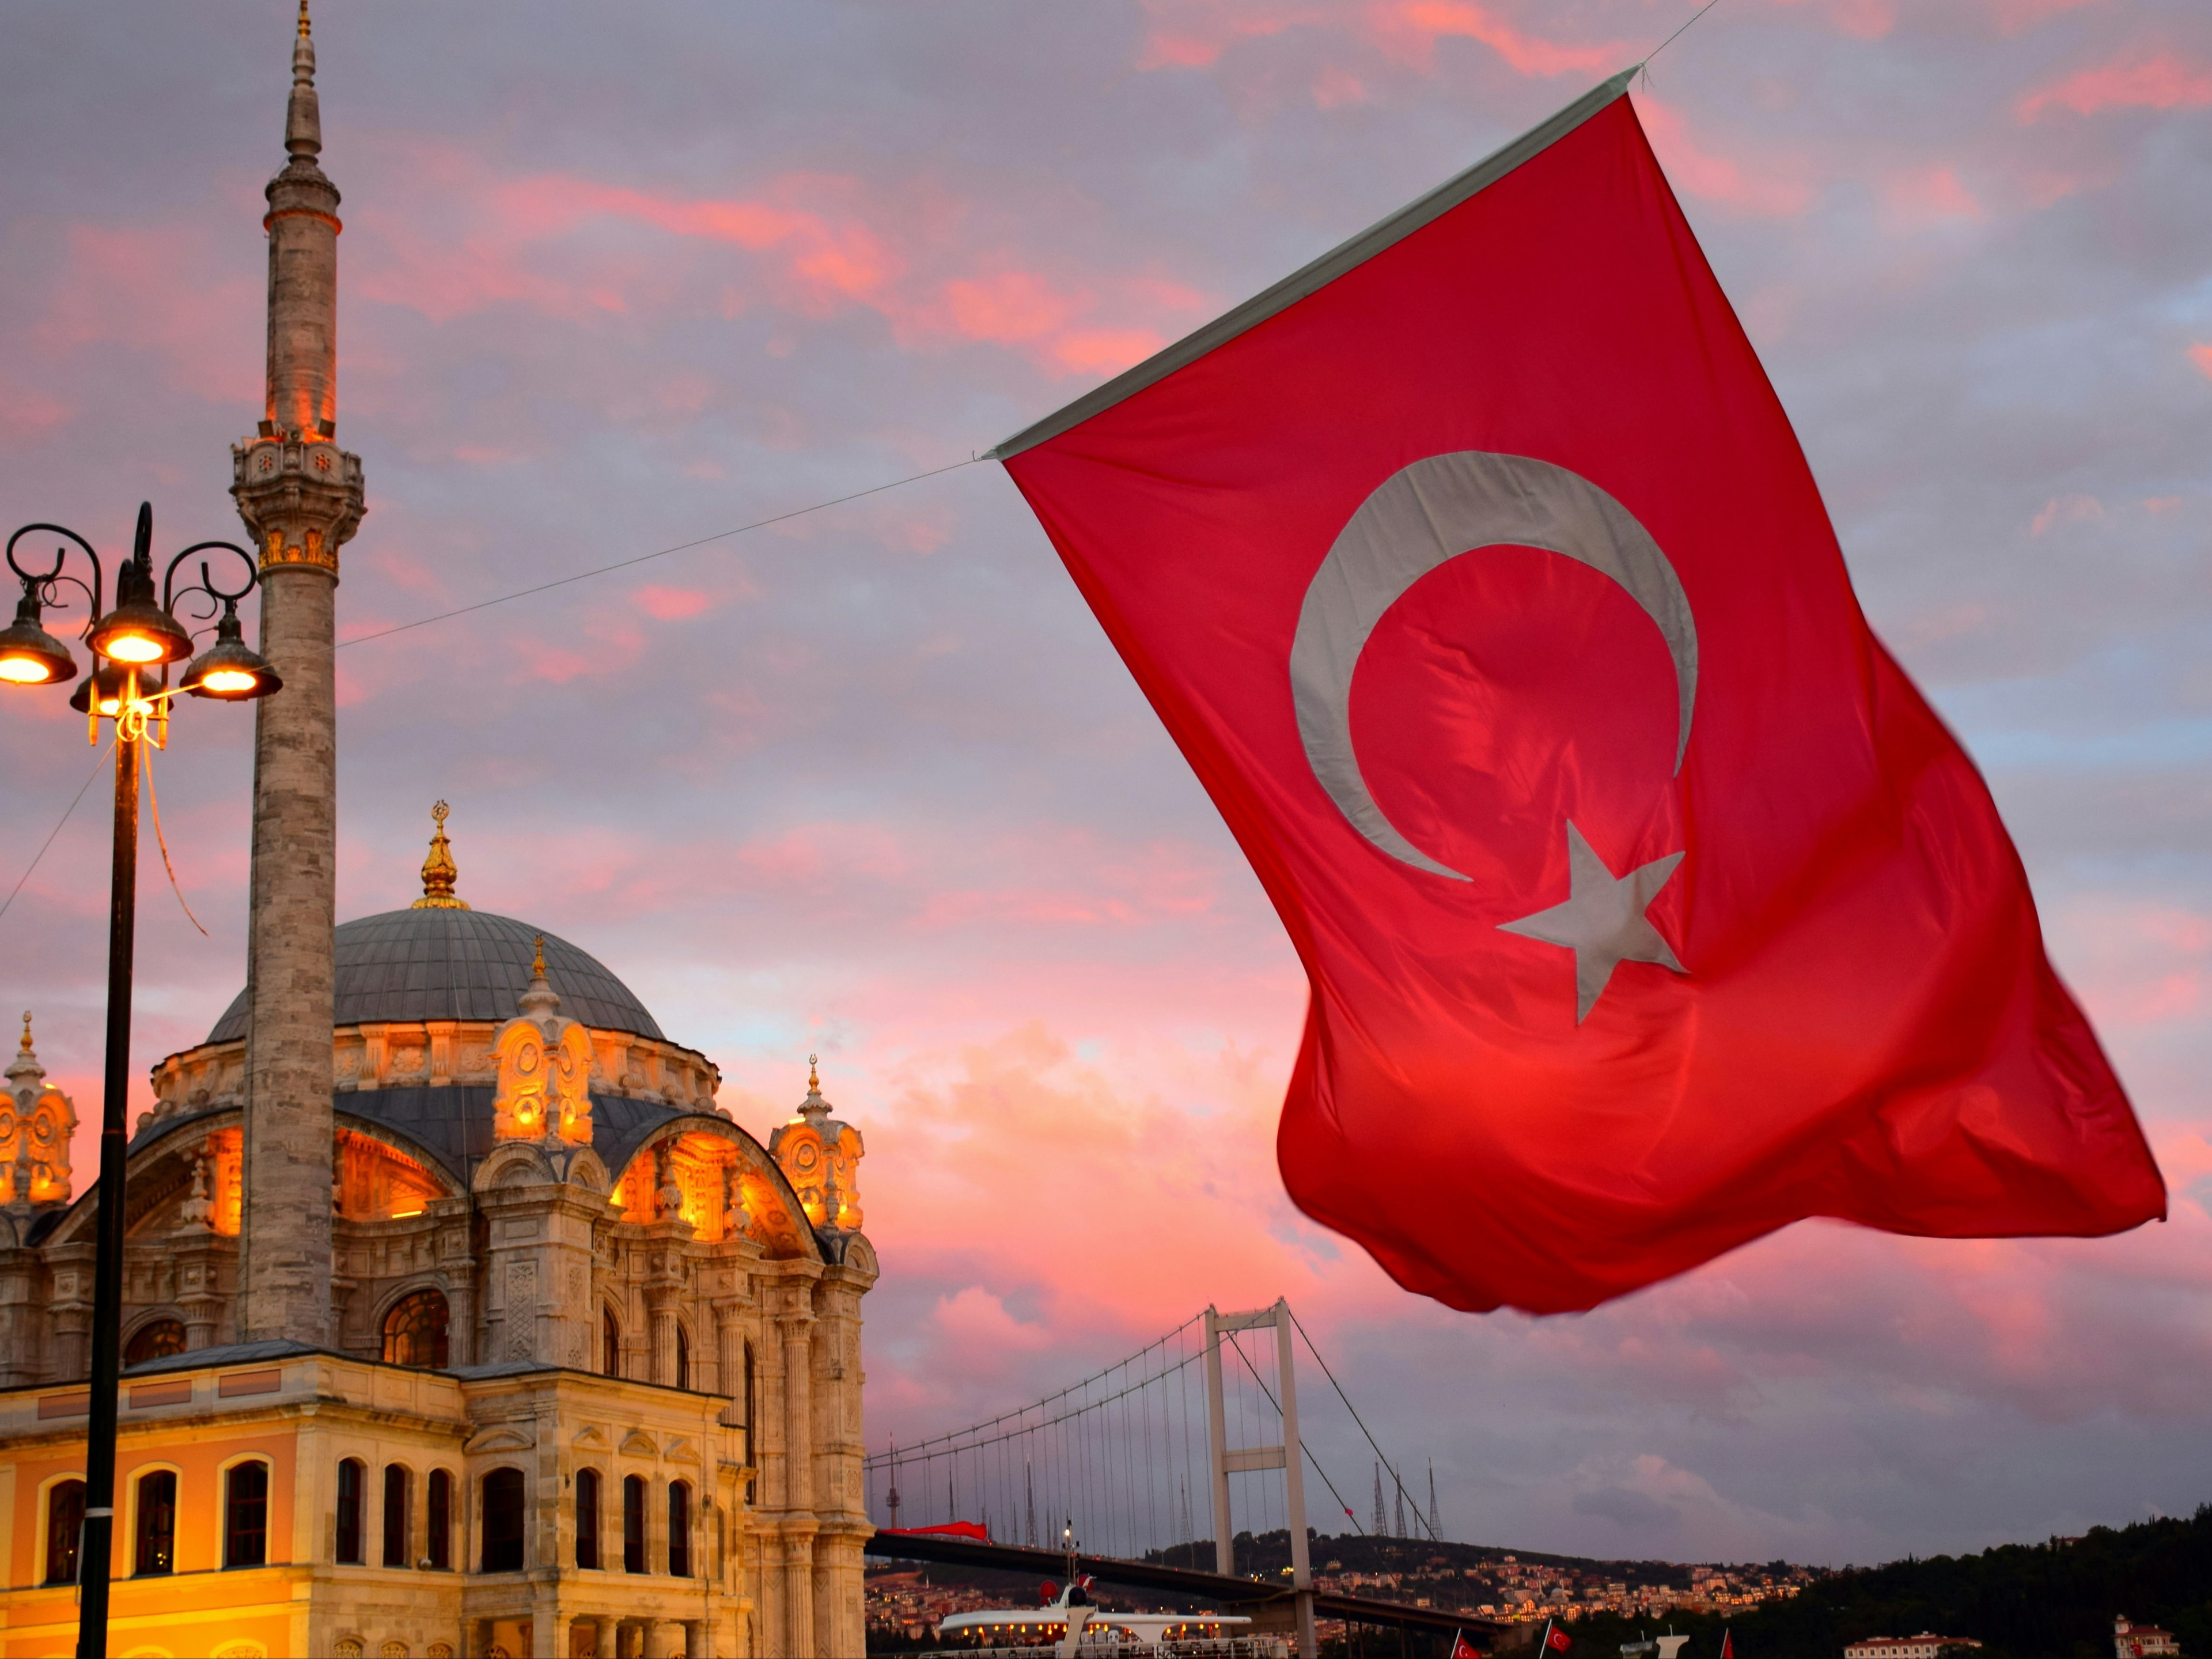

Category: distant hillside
[1566, 1508, 2212, 1659]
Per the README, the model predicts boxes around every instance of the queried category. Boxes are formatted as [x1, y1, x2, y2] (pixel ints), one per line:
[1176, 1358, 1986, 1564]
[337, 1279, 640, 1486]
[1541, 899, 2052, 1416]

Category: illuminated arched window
[124, 1319, 186, 1367]
[602, 1307, 620, 1379]
[225, 1461, 270, 1568]
[622, 1475, 647, 1574]
[336, 1458, 365, 1564]
[575, 1468, 601, 1570]
[382, 1290, 449, 1369]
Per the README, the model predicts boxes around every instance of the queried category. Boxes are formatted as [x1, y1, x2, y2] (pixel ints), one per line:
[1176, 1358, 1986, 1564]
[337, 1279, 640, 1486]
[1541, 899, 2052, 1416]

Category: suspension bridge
[861, 1300, 1511, 1652]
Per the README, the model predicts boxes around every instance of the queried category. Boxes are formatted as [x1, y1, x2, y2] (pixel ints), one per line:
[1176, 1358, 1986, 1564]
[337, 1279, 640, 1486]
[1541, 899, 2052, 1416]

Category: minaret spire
[287, 2, 321, 163]
[230, 3, 366, 1347]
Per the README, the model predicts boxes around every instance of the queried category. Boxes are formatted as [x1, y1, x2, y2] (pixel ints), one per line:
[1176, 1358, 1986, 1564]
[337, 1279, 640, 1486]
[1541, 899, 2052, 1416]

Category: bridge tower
[1203, 1298, 1315, 1657]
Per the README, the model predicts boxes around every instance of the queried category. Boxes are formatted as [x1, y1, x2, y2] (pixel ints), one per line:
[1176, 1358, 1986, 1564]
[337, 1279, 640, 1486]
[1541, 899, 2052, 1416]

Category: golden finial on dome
[18, 1012, 29, 1055]
[298, 0, 311, 41]
[532, 934, 547, 979]
[412, 801, 469, 910]
[808, 1052, 820, 1092]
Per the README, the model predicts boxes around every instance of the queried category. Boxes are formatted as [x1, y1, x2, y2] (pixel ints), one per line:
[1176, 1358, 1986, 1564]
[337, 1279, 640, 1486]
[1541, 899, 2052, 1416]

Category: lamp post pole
[77, 713, 140, 1652]
[0, 504, 282, 1659]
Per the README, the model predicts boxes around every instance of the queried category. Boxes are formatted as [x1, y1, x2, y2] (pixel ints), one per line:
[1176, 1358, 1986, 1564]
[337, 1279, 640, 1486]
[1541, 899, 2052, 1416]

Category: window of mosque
[668, 1480, 692, 1578]
[124, 1318, 187, 1367]
[336, 1458, 365, 1563]
[44, 1479, 84, 1585]
[622, 1475, 647, 1573]
[426, 1469, 452, 1570]
[225, 1461, 270, 1568]
[575, 1468, 602, 1569]
[675, 1323, 690, 1391]
[602, 1306, 620, 1379]
[382, 1290, 449, 1369]
[743, 1340, 757, 1472]
[382, 1464, 411, 1567]
[481, 1468, 525, 1572]
[134, 1469, 176, 1575]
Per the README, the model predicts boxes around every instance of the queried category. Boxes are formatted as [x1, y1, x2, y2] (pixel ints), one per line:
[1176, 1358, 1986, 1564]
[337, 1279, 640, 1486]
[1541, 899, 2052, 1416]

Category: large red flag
[993, 73, 2164, 1313]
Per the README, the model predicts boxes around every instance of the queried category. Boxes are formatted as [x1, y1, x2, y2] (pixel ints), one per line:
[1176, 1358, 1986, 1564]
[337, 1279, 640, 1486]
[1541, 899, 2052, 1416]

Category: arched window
[575, 1468, 601, 1569]
[44, 1479, 84, 1585]
[225, 1461, 270, 1569]
[602, 1306, 620, 1378]
[336, 1457, 365, 1563]
[381, 1290, 449, 1369]
[622, 1475, 647, 1574]
[481, 1468, 525, 1573]
[134, 1469, 176, 1575]
[382, 1464, 411, 1567]
[124, 1319, 187, 1367]
[667, 1480, 691, 1578]
[426, 1469, 452, 1571]
[675, 1324, 690, 1391]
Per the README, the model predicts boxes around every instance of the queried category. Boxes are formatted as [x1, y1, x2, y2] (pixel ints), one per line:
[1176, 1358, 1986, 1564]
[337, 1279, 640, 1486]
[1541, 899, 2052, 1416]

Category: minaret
[229, 0, 364, 1345]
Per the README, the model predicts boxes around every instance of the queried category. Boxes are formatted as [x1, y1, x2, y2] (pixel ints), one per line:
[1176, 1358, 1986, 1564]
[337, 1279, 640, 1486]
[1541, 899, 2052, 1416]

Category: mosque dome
[203, 907, 665, 1045]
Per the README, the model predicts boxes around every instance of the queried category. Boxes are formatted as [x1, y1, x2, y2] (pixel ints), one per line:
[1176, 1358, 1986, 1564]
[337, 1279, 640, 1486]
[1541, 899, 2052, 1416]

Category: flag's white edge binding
[986, 66, 1639, 463]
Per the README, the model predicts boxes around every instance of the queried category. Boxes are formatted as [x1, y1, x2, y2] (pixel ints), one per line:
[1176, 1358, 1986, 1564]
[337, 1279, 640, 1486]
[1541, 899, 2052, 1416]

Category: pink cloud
[1134, 0, 1318, 71]
[2190, 344, 2212, 382]
[1635, 97, 1816, 218]
[632, 584, 717, 621]
[1373, 0, 1627, 77]
[2017, 51, 2212, 120]
[2030, 492, 2104, 536]
[31, 223, 260, 404]
[1881, 164, 1986, 228]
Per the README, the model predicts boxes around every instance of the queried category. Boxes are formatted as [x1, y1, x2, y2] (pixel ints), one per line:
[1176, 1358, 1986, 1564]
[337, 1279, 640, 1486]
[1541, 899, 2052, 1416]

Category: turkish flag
[1452, 1633, 1482, 1659]
[1546, 1628, 1572, 1653]
[994, 74, 2164, 1313]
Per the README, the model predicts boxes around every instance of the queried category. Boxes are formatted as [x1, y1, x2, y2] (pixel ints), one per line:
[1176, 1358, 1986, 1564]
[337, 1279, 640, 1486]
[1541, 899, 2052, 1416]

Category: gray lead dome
[204, 907, 665, 1043]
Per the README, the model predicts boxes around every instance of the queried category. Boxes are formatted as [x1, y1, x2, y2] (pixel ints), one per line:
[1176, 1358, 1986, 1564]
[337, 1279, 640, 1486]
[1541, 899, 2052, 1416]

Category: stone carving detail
[770, 1056, 865, 1232]
[1, 1016, 76, 1210]
[489, 940, 594, 1146]
[505, 1259, 537, 1358]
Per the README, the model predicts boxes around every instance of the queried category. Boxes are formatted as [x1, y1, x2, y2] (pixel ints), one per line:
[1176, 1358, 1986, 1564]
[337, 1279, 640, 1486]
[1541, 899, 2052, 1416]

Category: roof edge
[986, 67, 1637, 463]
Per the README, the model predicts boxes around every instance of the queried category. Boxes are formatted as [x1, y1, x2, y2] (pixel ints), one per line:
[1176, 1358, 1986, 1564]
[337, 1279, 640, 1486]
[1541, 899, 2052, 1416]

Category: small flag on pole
[1450, 1632, 1482, 1659]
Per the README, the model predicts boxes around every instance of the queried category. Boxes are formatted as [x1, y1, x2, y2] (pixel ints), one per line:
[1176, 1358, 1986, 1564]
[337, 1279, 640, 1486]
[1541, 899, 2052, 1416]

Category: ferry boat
[928, 1578, 1286, 1658]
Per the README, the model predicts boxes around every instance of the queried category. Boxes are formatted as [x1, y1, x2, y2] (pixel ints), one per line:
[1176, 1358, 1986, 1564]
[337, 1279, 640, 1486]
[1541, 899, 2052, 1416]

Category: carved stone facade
[0, 851, 877, 1656]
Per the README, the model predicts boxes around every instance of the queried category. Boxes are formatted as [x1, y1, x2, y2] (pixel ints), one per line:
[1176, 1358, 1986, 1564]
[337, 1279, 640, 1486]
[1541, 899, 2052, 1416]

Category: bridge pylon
[1204, 1297, 1315, 1657]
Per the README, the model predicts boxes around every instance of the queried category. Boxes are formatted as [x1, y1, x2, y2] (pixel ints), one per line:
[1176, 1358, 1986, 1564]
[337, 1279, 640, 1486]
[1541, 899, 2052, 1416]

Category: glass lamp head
[180, 602, 282, 701]
[0, 586, 77, 686]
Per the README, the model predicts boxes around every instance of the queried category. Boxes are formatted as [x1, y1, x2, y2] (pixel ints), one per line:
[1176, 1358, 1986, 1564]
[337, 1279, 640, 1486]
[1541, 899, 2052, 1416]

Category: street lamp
[1, 501, 279, 1659]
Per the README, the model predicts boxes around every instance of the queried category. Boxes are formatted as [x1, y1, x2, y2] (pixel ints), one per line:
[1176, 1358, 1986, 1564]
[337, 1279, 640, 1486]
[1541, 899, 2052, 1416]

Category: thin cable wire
[0, 734, 117, 928]
[140, 738, 208, 937]
[1642, 0, 1723, 72]
[1287, 1305, 1435, 1541]
[336, 457, 979, 650]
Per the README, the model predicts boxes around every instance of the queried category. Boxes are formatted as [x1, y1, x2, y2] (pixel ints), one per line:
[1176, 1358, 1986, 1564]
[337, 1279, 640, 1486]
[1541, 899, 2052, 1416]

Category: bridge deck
[864, 1530, 1511, 1642]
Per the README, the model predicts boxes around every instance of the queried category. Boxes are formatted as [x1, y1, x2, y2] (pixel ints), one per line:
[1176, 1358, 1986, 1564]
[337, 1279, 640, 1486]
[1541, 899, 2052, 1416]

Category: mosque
[0, 10, 874, 1658]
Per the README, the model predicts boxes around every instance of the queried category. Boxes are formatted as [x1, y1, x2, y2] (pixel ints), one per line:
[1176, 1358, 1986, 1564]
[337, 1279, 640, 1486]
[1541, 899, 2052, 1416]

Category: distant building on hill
[1844, 1637, 1984, 1659]
[2115, 1616, 2181, 1657]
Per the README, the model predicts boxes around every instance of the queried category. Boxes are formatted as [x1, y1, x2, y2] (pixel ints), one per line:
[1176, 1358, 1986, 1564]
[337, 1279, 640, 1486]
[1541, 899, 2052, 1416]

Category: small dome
[205, 907, 665, 1044]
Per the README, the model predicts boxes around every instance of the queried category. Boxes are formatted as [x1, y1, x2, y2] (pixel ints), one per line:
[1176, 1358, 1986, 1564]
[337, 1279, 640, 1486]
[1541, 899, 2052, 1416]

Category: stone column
[590, 1619, 616, 1659]
[47, 1241, 92, 1380]
[231, 1, 364, 1347]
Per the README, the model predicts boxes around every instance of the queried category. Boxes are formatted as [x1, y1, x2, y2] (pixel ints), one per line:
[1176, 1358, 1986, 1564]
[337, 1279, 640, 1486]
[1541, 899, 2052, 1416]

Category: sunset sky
[2, 0, 2209, 1569]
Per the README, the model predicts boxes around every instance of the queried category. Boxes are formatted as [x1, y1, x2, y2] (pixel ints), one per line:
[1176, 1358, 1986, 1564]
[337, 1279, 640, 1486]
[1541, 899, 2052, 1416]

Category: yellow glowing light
[199, 668, 257, 693]
[390, 1208, 423, 1219]
[103, 634, 165, 663]
[0, 656, 52, 683]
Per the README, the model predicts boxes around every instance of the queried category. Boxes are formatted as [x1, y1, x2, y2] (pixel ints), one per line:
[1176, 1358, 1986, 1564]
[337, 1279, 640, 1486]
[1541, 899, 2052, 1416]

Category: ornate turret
[412, 800, 468, 909]
[2, 1014, 75, 1215]
[232, 0, 363, 1346]
[488, 935, 595, 1146]
[771, 1055, 865, 1231]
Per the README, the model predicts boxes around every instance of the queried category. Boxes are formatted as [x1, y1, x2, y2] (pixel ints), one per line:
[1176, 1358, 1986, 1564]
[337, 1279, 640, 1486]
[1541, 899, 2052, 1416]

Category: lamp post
[0, 502, 281, 1659]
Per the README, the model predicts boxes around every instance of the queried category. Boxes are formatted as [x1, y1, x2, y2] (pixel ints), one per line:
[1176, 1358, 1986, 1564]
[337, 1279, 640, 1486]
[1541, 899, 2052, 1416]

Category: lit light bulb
[102, 633, 165, 664]
[0, 656, 53, 684]
[198, 668, 257, 694]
